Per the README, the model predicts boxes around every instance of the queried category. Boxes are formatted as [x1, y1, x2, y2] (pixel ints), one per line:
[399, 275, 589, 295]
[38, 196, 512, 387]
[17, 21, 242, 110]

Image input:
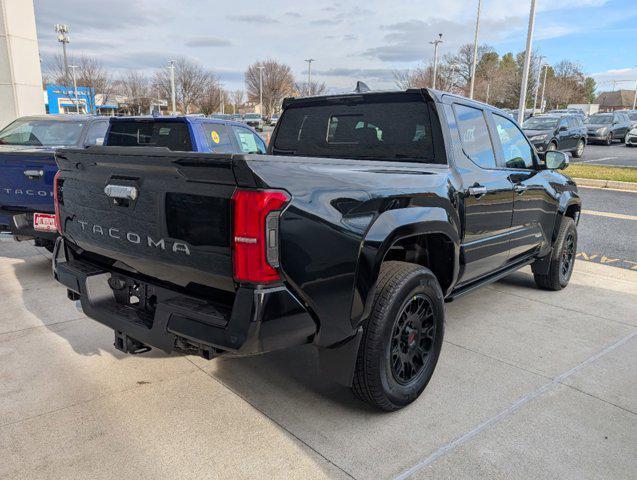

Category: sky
[33, 0, 637, 94]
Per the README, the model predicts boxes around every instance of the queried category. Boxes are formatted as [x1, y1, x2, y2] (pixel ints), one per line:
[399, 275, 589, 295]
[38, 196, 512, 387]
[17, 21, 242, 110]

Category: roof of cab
[15, 114, 104, 122]
[108, 115, 247, 127]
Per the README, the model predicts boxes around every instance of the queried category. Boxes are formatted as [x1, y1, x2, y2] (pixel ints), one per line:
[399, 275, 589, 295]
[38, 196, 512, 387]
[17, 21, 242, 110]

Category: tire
[605, 133, 613, 146]
[352, 261, 445, 411]
[547, 142, 557, 152]
[572, 139, 585, 158]
[533, 217, 577, 291]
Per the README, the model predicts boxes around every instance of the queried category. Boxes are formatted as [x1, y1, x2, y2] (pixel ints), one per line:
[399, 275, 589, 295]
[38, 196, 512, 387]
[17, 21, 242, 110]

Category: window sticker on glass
[237, 132, 258, 152]
[211, 130, 220, 144]
[159, 127, 171, 136]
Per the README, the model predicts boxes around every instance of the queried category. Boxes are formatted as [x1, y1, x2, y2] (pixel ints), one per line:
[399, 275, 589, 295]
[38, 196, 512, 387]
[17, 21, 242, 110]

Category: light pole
[305, 58, 315, 96]
[257, 65, 265, 116]
[168, 60, 176, 114]
[430, 34, 443, 90]
[55, 24, 70, 84]
[633, 78, 637, 110]
[469, 0, 482, 99]
[539, 63, 549, 112]
[517, 0, 537, 124]
[68, 65, 80, 113]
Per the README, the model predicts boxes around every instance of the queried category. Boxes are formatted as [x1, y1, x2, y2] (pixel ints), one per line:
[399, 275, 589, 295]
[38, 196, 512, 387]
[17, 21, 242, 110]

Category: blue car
[0, 115, 266, 251]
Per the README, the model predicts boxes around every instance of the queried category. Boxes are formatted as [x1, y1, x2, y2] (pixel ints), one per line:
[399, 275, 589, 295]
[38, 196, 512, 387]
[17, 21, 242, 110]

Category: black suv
[522, 114, 587, 158]
[585, 112, 632, 145]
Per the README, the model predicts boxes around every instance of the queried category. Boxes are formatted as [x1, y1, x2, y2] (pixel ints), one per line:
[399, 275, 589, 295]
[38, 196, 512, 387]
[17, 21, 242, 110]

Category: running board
[446, 257, 536, 302]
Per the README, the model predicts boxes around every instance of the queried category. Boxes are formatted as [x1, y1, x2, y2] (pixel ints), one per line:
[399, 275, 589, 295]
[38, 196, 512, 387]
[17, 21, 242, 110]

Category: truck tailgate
[56, 147, 238, 292]
[0, 147, 57, 214]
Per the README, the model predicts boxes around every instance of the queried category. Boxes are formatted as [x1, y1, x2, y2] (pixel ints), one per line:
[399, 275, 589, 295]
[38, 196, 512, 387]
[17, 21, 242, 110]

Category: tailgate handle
[104, 184, 138, 200]
[24, 169, 44, 180]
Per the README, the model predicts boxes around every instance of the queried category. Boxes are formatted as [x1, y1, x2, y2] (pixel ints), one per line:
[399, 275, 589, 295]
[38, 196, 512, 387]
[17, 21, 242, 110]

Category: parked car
[547, 109, 586, 121]
[0, 115, 265, 251]
[269, 114, 280, 125]
[625, 126, 637, 147]
[584, 112, 632, 145]
[522, 114, 587, 157]
[52, 89, 580, 411]
[243, 113, 263, 131]
[623, 110, 637, 128]
[0, 115, 109, 251]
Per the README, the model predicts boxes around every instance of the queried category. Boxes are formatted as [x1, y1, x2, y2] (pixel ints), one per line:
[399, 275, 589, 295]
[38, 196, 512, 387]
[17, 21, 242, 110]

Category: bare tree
[120, 71, 154, 115]
[153, 57, 218, 114]
[198, 85, 226, 116]
[294, 80, 327, 97]
[245, 59, 295, 116]
[232, 89, 244, 113]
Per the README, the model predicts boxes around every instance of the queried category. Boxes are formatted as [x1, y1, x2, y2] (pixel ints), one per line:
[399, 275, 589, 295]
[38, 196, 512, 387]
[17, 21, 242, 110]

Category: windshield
[244, 114, 260, 119]
[523, 117, 558, 130]
[0, 119, 85, 146]
[586, 115, 612, 124]
[273, 96, 439, 163]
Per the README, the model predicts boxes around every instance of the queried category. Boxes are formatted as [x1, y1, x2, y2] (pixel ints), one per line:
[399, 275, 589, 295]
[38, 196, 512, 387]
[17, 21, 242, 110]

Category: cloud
[315, 68, 397, 83]
[185, 37, 233, 48]
[310, 19, 338, 26]
[284, 12, 301, 18]
[227, 14, 279, 24]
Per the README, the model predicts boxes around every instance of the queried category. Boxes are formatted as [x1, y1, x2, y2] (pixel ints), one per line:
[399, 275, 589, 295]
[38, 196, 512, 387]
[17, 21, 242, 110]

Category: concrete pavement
[0, 238, 635, 479]
[572, 143, 636, 168]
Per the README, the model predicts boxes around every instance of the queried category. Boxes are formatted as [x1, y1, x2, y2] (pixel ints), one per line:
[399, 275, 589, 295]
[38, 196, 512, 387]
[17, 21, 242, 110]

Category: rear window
[0, 119, 85, 146]
[106, 121, 192, 151]
[273, 97, 438, 163]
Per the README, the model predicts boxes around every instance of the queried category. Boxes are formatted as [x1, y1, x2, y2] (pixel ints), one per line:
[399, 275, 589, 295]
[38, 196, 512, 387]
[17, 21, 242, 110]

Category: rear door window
[201, 123, 234, 153]
[273, 96, 438, 163]
[106, 121, 192, 151]
[231, 126, 266, 154]
[453, 104, 496, 169]
[85, 121, 109, 146]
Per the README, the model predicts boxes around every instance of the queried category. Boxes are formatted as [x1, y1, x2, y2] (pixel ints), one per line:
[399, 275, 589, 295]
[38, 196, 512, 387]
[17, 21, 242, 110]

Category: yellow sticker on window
[211, 130, 220, 144]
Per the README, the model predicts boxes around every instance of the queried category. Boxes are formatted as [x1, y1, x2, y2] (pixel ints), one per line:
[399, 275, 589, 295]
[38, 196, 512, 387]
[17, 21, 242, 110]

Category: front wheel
[547, 142, 557, 152]
[352, 261, 445, 411]
[572, 139, 585, 158]
[533, 217, 577, 291]
[605, 133, 613, 146]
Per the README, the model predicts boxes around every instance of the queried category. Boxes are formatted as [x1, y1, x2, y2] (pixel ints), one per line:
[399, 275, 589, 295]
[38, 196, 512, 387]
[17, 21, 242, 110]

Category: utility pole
[430, 34, 443, 90]
[539, 64, 548, 112]
[304, 58, 315, 96]
[532, 56, 544, 111]
[257, 65, 265, 116]
[517, 0, 537, 124]
[55, 24, 70, 85]
[68, 65, 80, 113]
[168, 60, 176, 114]
[632, 79, 637, 110]
[469, 0, 482, 99]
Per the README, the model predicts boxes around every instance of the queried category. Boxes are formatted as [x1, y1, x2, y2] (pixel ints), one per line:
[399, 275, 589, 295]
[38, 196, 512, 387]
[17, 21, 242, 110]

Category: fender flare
[350, 206, 460, 327]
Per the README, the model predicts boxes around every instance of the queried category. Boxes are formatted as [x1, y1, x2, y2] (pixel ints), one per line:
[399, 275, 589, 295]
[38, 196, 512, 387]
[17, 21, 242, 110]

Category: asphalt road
[577, 186, 637, 270]
[573, 143, 637, 168]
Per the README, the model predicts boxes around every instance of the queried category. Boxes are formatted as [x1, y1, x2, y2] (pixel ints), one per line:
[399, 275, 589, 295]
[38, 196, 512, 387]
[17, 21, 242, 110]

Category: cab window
[492, 113, 535, 169]
[453, 104, 496, 169]
[201, 123, 233, 153]
[85, 121, 108, 146]
[231, 126, 266, 154]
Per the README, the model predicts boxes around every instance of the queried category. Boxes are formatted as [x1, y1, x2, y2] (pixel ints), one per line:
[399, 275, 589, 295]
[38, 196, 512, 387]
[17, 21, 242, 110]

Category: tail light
[232, 189, 290, 283]
[53, 171, 63, 234]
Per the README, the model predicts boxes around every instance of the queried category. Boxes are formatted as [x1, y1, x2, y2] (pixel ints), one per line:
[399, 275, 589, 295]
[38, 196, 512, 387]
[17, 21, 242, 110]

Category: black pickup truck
[52, 89, 580, 411]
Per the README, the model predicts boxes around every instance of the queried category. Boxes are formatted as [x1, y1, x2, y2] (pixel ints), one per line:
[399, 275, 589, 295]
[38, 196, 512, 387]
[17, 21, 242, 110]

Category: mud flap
[318, 327, 363, 387]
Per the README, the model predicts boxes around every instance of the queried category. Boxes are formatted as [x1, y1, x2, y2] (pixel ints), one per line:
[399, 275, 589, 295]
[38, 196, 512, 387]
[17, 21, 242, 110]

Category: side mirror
[545, 150, 569, 170]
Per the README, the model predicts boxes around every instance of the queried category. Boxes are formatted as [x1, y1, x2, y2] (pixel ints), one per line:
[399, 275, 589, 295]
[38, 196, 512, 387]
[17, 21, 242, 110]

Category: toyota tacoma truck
[0, 115, 265, 250]
[52, 89, 580, 411]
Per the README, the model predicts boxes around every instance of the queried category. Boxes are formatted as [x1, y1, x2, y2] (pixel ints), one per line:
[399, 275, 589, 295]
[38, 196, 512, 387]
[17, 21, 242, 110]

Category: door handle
[23, 169, 44, 180]
[467, 185, 488, 198]
[514, 184, 528, 195]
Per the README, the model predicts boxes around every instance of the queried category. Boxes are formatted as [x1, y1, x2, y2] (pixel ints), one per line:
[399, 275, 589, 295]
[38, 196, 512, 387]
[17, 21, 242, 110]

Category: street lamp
[469, 0, 482, 99]
[429, 34, 443, 90]
[168, 60, 176, 114]
[55, 24, 70, 84]
[67, 65, 80, 114]
[257, 65, 265, 116]
[304, 59, 315, 96]
[517, 0, 537, 124]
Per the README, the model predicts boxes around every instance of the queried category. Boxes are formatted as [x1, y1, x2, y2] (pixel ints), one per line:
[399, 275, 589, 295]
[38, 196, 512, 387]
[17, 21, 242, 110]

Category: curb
[573, 177, 637, 192]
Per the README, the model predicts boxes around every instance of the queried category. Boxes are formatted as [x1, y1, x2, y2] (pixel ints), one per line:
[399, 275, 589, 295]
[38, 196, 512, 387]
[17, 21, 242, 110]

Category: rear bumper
[10, 212, 58, 242]
[53, 237, 317, 359]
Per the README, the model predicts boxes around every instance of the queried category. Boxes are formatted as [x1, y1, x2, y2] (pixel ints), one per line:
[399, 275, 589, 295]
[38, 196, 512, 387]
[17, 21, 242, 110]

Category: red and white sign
[33, 213, 57, 233]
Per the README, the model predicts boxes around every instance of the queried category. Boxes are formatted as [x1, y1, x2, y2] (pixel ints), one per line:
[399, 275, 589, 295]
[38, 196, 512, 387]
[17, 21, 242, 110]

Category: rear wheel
[605, 133, 613, 145]
[572, 139, 585, 158]
[352, 261, 444, 411]
[533, 217, 577, 291]
[547, 142, 557, 152]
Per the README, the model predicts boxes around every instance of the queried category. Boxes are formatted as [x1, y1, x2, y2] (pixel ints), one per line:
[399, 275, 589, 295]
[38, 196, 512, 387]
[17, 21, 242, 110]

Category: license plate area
[33, 213, 57, 232]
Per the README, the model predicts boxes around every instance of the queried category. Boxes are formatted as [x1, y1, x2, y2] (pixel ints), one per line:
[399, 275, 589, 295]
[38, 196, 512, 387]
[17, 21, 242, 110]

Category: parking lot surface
[1, 238, 635, 479]
[573, 143, 637, 168]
